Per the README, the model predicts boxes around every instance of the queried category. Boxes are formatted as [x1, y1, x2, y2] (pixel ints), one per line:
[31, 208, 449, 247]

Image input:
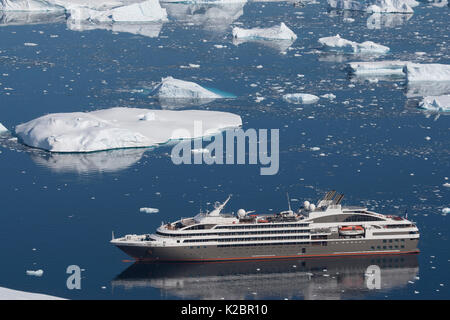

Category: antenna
[286, 192, 292, 212]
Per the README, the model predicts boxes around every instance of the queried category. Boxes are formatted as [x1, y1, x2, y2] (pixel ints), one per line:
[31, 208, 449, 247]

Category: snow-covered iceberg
[0, 0, 64, 11]
[283, 93, 320, 104]
[318, 34, 389, 54]
[15, 107, 242, 152]
[327, 0, 414, 13]
[0, 9, 64, 25]
[232, 22, 297, 41]
[162, 2, 244, 35]
[232, 37, 295, 53]
[406, 81, 450, 98]
[30, 148, 147, 173]
[66, 0, 168, 23]
[405, 63, 450, 82]
[418, 95, 450, 112]
[152, 77, 234, 100]
[0, 286, 65, 300]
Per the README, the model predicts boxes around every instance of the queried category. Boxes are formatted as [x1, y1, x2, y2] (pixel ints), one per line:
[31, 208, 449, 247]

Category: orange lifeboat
[339, 225, 364, 236]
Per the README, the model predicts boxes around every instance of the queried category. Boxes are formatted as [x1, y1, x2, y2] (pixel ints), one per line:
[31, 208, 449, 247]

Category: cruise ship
[111, 191, 420, 262]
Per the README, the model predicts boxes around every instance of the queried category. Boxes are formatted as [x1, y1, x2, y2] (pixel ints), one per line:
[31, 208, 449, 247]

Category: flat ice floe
[405, 63, 450, 82]
[327, 0, 414, 13]
[0, 0, 64, 11]
[418, 95, 450, 112]
[232, 22, 297, 40]
[66, 0, 168, 23]
[152, 77, 233, 99]
[283, 93, 320, 104]
[15, 107, 242, 152]
[347, 61, 407, 76]
[0, 286, 65, 300]
[318, 34, 389, 54]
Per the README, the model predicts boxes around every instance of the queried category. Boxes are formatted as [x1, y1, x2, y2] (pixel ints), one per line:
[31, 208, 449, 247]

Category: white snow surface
[405, 63, 450, 82]
[67, 0, 168, 23]
[283, 93, 320, 104]
[15, 107, 242, 152]
[0, 0, 64, 11]
[0, 287, 65, 300]
[327, 0, 414, 13]
[318, 34, 389, 54]
[152, 77, 225, 99]
[0, 122, 8, 133]
[232, 22, 297, 40]
[418, 95, 450, 112]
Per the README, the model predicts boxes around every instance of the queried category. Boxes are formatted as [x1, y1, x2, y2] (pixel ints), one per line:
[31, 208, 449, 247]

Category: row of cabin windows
[371, 245, 405, 250]
[214, 223, 309, 230]
[184, 235, 310, 243]
[157, 229, 310, 238]
[383, 239, 406, 243]
[217, 242, 310, 248]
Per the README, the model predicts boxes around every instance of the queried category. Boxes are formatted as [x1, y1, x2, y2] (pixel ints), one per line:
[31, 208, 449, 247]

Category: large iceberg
[0, 9, 64, 25]
[0, 0, 64, 11]
[15, 107, 242, 152]
[232, 22, 297, 41]
[318, 34, 389, 54]
[327, 0, 414, 13]
[405, 63, 450, 82]
[152, 77, 233, 100]
[67, 0, 168, 23]
[418, 95, 450, 112]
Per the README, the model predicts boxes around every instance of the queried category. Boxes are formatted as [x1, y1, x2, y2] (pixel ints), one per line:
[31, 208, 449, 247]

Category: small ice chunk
[320, 93, 336, 100]
[442, 208, 450, 214]
[26, 269, 44, 277]
[283, 93, 319, 104]
[310, 147, 321, 151]
[152, 77, 226, 99]
[140, 207, 159, 214]
[24, 42, 38, 46]
[418, 95, 450, 112]
[232, 23, 297, 41]
[405, 63, 450, 82]
[318, 34, 389, 54]
[443, 183, 450, 188]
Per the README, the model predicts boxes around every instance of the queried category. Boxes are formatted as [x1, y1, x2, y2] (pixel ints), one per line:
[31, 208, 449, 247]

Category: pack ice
[0, 0, 64, 11]
[152, 77, 231, 99]
[66, 0, 168, 23]
[232, 22, 297, 41]
[327, 0, 414, 13]
[15, 107, 242, 152]
[418, 95, 450, 112]
[283, 93, 320, 104]
[318, 34, 389, 54]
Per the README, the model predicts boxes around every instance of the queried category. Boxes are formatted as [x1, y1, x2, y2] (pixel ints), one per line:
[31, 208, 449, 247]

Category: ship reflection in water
[112, 254, 419, 300]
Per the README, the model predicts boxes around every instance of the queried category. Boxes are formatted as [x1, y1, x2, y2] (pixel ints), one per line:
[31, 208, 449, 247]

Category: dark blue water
[0, 1, 449, 299]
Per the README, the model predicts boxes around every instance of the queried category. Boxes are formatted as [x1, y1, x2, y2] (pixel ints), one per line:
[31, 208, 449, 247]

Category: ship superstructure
[111, 191, 420, 261]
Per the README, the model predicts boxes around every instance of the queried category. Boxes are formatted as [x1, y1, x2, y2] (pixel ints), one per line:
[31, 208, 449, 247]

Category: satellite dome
[237, 209, 247, 218]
